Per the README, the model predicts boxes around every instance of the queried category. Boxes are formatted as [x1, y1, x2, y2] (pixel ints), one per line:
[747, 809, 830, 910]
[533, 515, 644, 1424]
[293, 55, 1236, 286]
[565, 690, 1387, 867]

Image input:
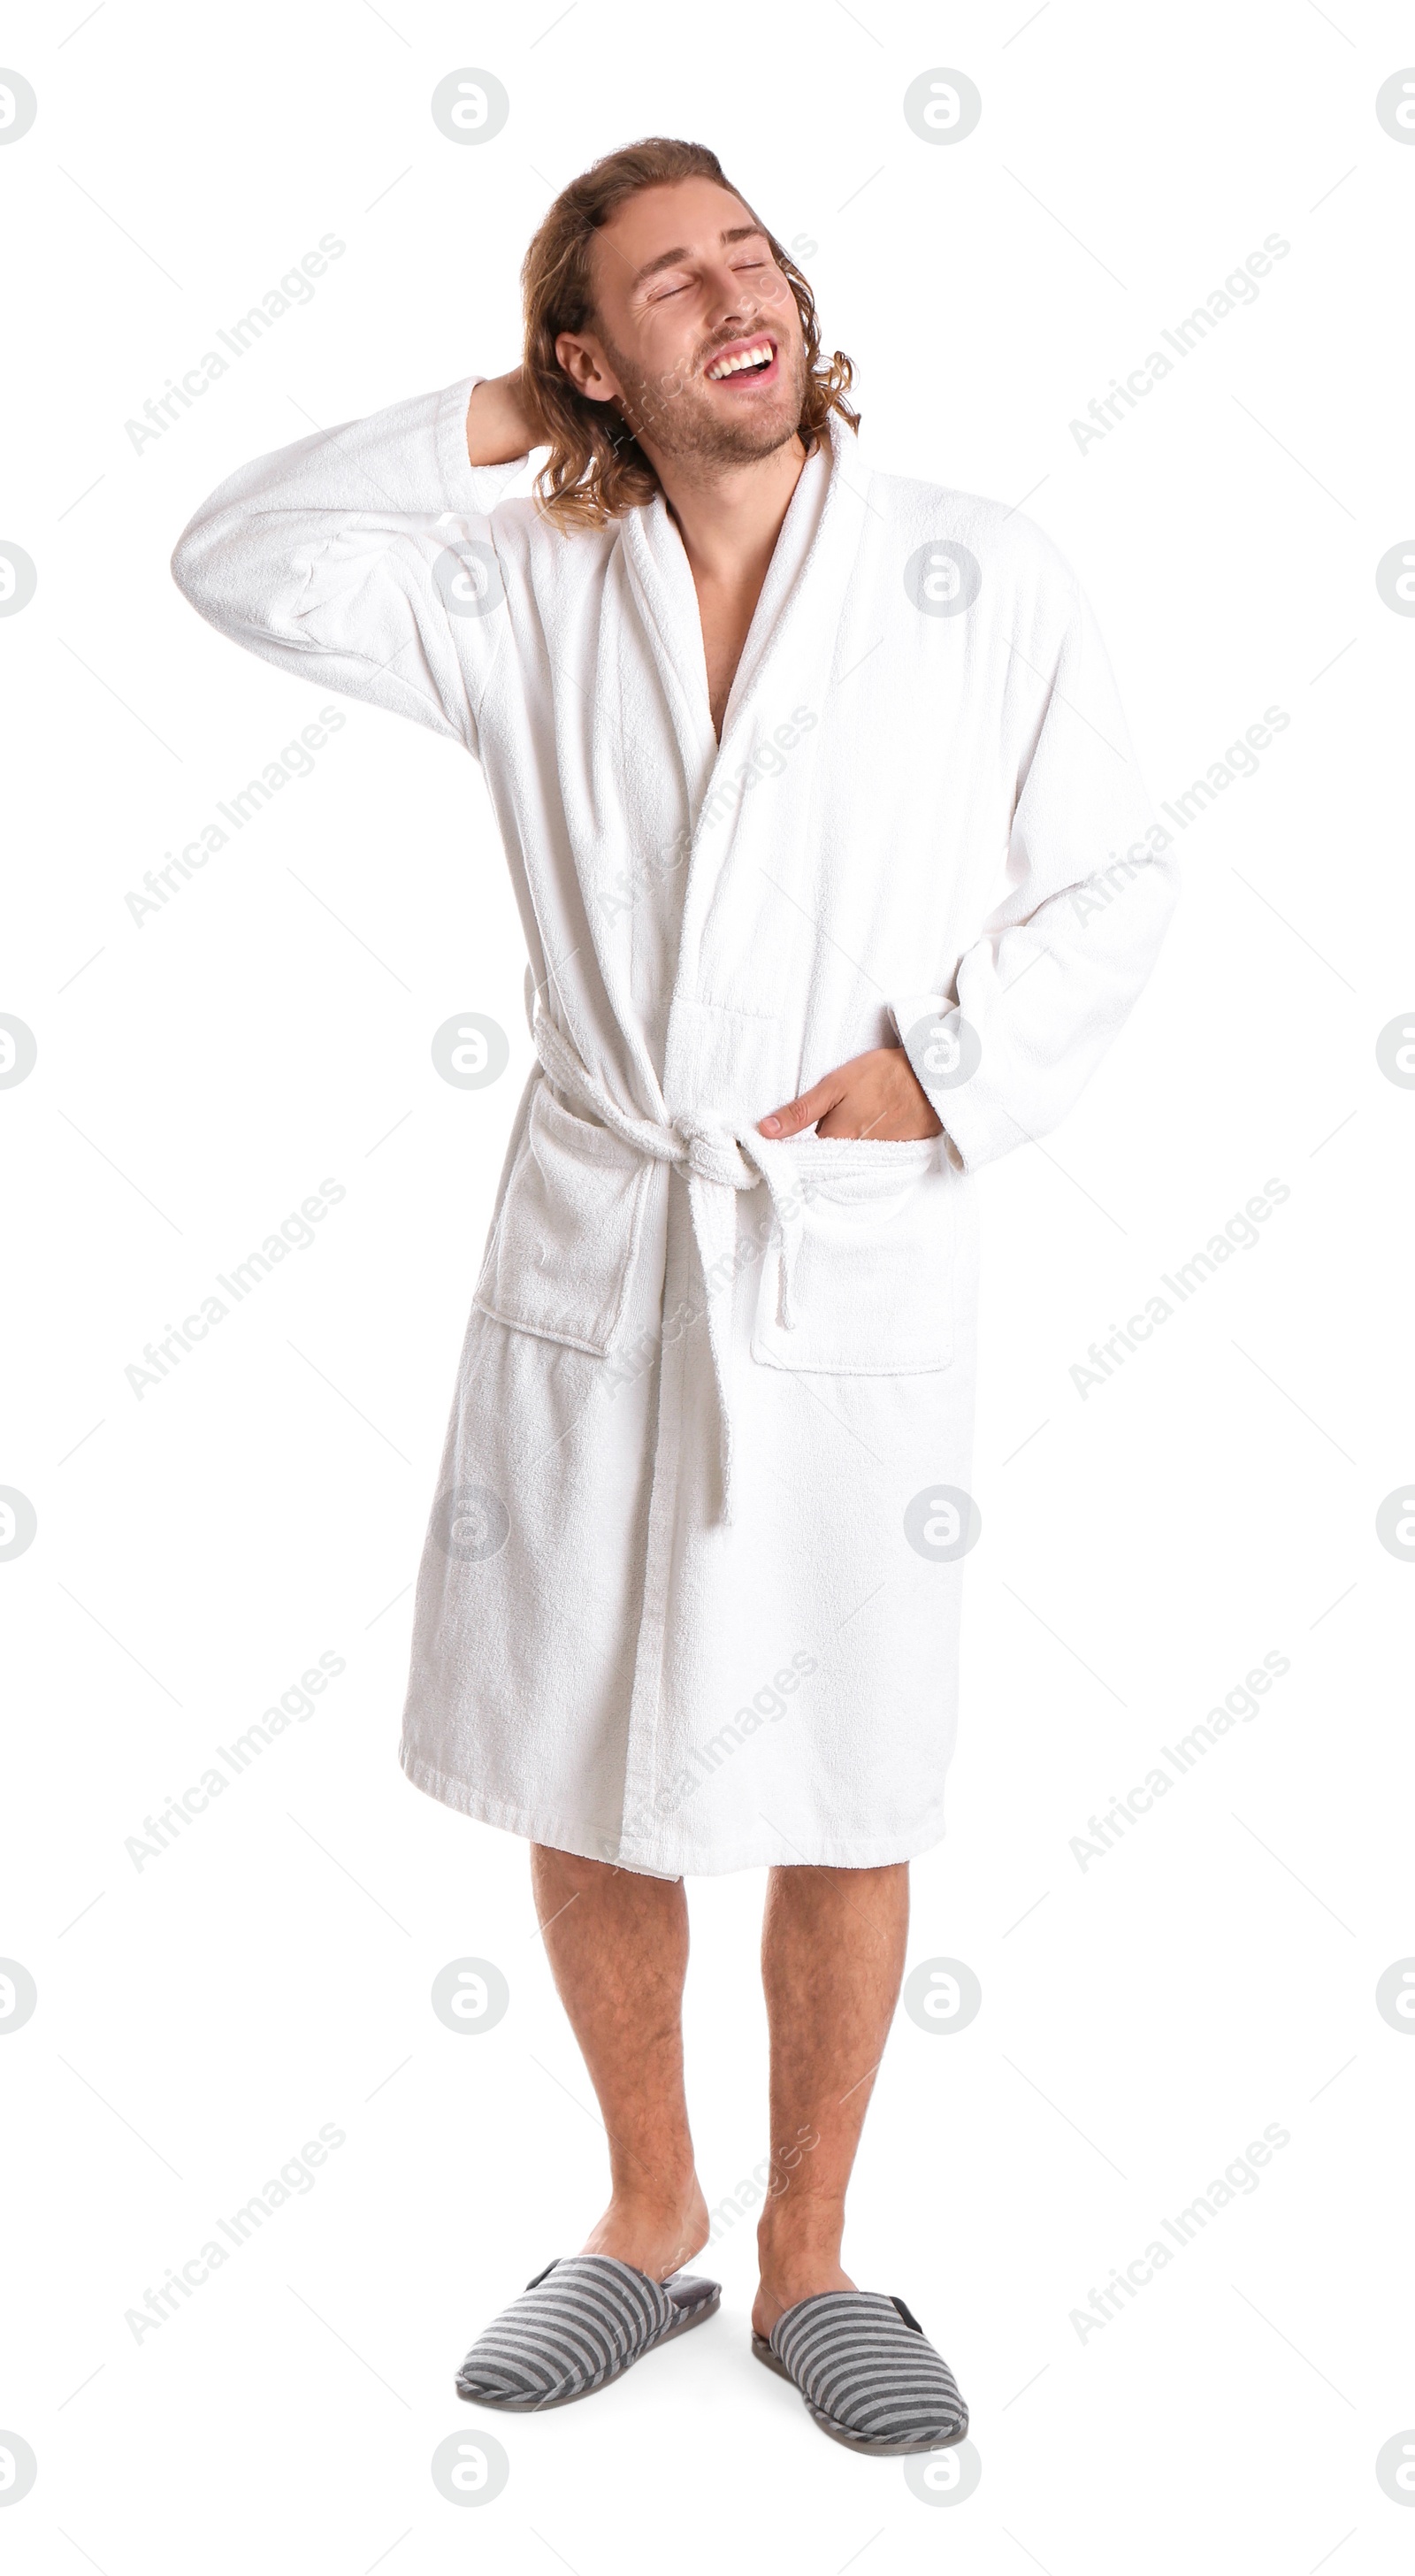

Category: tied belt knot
[532, 1006, 807, 1522]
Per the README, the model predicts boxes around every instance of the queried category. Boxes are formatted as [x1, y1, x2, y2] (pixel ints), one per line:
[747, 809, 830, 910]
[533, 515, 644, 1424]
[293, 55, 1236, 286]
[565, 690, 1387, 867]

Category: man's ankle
[580, 2177, 708, 2277]
[608, 2171, 704, 2226]
[753, 2216, 853, 2334]
[756, 2196, 847, 2277]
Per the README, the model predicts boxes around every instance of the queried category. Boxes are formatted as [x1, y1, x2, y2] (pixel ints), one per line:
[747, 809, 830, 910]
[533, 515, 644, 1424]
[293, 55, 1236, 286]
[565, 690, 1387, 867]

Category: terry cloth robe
[171, 376, 1179, 1879]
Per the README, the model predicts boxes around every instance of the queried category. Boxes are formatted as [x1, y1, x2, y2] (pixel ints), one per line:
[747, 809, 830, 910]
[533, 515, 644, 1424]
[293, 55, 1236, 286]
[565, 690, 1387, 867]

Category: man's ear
[554, 330, 621, 406]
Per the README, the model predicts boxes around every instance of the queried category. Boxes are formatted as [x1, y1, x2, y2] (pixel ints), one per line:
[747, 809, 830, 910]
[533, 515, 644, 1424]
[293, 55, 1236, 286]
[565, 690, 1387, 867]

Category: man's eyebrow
[630, 224, 769, 288]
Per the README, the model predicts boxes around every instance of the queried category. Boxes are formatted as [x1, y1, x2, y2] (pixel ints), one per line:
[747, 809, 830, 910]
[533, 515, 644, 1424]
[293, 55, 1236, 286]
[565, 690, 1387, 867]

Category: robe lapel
[617, 485, 718, 801]
[712, 429, 837, 749]
[647, 412, 873, 1119]
[619, 411, 868, 816]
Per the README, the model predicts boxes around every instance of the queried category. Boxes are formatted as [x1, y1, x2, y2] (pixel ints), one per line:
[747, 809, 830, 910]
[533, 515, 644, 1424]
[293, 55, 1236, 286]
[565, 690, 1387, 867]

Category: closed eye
[651, 258, 771, 303]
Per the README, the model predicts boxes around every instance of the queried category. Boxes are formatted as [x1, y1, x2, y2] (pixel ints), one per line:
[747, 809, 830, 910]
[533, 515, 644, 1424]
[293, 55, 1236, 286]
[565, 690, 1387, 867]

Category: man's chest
[692, 570, 770, 744]
[482, 516, 1029, 871]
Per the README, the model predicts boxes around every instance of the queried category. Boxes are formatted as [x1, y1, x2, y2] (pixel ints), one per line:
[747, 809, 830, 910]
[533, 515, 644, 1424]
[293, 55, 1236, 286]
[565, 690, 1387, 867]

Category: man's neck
[653, 433, 809, 590]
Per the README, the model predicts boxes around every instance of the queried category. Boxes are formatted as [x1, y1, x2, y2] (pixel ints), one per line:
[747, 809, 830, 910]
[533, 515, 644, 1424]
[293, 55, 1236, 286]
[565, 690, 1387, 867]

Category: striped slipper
[455, 2254, 720, 2411]
[753, 2290, 968, 2454]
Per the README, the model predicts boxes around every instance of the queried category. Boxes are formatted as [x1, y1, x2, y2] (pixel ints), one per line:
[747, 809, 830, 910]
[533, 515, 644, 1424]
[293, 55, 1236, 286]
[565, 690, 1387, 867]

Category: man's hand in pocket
[758, 1046, 943, 1142]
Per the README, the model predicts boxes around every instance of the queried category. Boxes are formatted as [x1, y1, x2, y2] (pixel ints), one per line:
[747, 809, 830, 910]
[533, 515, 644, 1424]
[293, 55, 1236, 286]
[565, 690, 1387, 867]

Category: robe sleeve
[169, 375, 528, 756]
[886, 580, 1179, 1173]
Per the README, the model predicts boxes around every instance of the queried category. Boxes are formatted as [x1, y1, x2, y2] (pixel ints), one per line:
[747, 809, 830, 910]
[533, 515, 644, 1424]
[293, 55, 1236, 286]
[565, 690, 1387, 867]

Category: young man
[172, 136, 1176, 2453]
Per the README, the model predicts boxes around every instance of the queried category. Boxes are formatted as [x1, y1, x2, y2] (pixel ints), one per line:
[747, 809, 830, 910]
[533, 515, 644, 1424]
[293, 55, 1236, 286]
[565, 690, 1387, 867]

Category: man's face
[555, 177, 807, 471]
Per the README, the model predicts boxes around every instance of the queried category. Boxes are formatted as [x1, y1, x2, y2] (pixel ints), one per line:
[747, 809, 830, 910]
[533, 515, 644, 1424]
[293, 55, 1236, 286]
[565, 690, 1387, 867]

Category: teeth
[707, 341, 773, 380]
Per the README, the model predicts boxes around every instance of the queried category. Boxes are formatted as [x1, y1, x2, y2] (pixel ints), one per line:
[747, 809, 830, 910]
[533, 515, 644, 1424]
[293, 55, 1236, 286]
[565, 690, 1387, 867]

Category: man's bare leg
[530, 1844, 709, 2281]
[752, 1861, 910, 2339]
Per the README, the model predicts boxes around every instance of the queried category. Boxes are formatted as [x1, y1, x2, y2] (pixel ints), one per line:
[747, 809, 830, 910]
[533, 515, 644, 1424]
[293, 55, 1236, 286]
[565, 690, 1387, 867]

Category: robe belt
[531, 1005, 806, 1522]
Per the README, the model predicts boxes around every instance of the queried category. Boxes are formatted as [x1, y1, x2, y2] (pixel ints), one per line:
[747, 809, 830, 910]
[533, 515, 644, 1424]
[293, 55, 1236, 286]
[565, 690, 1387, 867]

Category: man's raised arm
[170, 374, 535, 753]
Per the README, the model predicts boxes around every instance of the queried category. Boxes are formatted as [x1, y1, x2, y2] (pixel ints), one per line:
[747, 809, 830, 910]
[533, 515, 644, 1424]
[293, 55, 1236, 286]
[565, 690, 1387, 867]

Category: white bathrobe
[172, 376, 1178, 1877]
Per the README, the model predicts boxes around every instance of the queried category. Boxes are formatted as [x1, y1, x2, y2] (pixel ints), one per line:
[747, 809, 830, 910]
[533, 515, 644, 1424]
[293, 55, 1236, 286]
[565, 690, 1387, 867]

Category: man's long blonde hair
[518, 136, 859, 533]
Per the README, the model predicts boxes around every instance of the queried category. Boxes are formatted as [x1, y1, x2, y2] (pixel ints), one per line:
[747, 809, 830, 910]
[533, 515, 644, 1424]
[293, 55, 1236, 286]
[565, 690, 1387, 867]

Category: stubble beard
[602, 326, 808, 472]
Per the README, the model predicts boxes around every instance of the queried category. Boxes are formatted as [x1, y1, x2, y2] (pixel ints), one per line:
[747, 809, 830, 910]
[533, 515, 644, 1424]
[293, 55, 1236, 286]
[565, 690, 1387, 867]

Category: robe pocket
[750, 1136, 954, 1376]
[473, 1078, 653, 1357]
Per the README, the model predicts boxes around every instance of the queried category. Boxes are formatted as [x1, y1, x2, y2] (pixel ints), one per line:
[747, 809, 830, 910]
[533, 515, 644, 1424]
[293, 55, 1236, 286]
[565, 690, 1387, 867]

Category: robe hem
[397, 1738, 950, 1876]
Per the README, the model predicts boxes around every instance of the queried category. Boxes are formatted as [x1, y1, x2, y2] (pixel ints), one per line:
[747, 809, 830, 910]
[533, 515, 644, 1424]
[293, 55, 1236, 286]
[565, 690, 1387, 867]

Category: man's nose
[702, 263, 784, 334]
[705, 285, 758, 337]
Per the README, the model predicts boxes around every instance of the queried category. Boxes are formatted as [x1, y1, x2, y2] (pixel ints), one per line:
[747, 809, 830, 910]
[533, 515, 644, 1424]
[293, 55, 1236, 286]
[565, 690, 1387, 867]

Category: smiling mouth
[704, 336, 779, 385]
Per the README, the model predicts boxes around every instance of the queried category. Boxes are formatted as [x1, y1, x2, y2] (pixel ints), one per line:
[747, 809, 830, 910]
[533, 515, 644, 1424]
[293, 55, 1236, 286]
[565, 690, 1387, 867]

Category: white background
[3, 0, 1413, 2565]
